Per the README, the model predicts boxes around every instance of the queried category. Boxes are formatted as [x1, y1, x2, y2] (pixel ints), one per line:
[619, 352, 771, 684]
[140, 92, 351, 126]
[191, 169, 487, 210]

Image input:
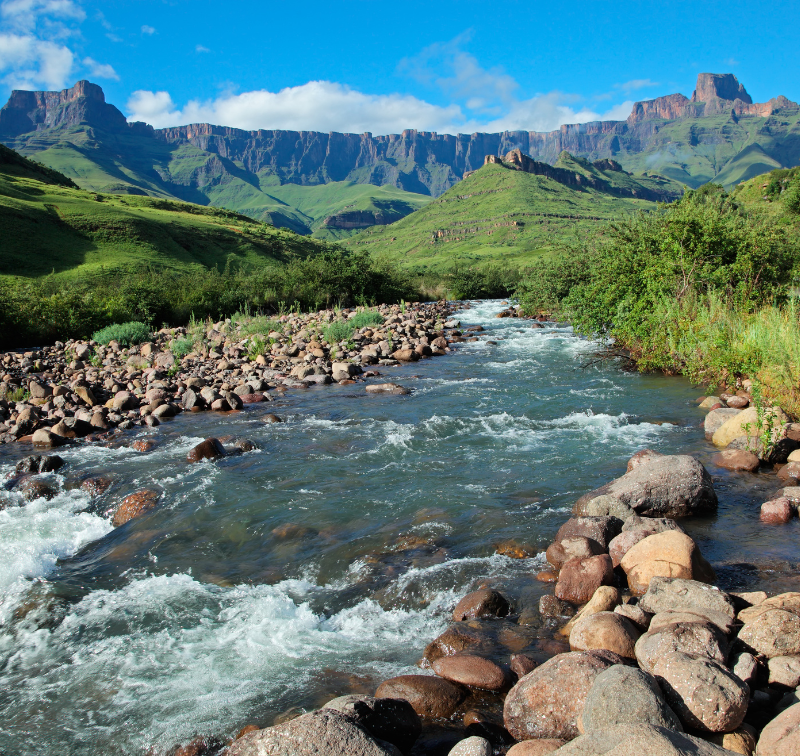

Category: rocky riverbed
[1, 300, 799, 756]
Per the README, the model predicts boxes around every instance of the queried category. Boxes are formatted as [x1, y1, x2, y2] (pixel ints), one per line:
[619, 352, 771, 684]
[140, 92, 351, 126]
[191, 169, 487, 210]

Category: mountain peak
[691, 73, 752, 104]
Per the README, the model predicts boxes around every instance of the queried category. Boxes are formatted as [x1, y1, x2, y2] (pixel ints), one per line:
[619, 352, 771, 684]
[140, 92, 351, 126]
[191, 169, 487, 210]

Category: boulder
[552, 724, 739, 755]
[391, 350, 420, 362]
[569, 612, 641, 660]
[503, 651, 615, 741]
[422, 625, 484, 665]
[738, 609, 800, 658]
[620, 531, 715, 595]
[322, 695, 421, 753]
[505, 741, 566, 755]
[560, 587, 621, 637]
[432, 655, 509, 691]
[713, 406, 787, 448]
[113, 489, 161, 527]
[31, 428, 65, 448]
[581, 665, 683, 733]
[574, 455, 717, 519]
[648, 610, 735, 636]
[448, 737, 491, 756]
[756, 702, 800, 755]
[738, 592, 800, 623]
[712, 449, 760, 472]
[555, 555, 615, 604]
[635, 621, 728, 673]
[638, 578, 736, 626]
[608, 529, 656, 568]
[226, 709, 401, 756]
[626, 449, 664, 472]
[14, 454, 64, 474]
[705, 408, 742, 439]
[613, 604, 652, 632]
[375, 675, 464, 719]
[555, 517, 623, 550]
[768, 656, 800, 688]
[186, 438, 226, 463]
[510, 654, 537, 677]
[761, 498, 795, 523]
[546, 537, 605, 570]
[651, 651, 748, 733]
[452, 589, 509, 621]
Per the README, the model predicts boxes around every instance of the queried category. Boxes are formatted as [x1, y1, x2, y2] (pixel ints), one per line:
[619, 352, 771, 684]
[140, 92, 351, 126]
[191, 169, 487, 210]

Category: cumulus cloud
[141, 24, 155, 34]
[615, 78, 659, 94]
[82, 56, 118, 80]
[195, 44, 209, 53]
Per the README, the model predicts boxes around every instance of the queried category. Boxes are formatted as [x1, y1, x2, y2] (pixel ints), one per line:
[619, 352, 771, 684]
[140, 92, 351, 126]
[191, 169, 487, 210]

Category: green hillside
[0, 144, 329, 282]
[344, 156, 683, 271]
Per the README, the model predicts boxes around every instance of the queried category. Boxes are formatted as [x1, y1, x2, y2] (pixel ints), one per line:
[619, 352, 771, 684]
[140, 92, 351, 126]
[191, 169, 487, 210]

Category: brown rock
[536, 570, 558, 583]
[503, 651, 615, 740]
[707, 726, 757, 755]
[452, 588, 509, 621]
[506, 741, 566, 755]
[423, 625, 484, 665]
[569, 611, 641, 659]
[432, 654, 509, 691]
[510, 654, 537, 678]
[81, 475, 113, 496]
[132, 439, 157, 452]
[712, 449, 760, 472]
[113, 489, 161, 527]
[555, 555, 615, 604]
[495, 540, 533, 559]
[608, 529, 657, 568]
[31, 428, 65, 447]
[391, 349, 420, 362]
[375, 675, 464, 719]
[761, 497, 795, 523]
[262, 414, 283, 424]
[547, 537, 605, 570]
[560, 587, 621, 638]
[738, 609, 800, 658]
[555, 517, 622, 550]
[627, 449, 664, 472]
[614, 603, 652, 632]
[187, 438, 226, 463]
[738, 592, 800, 624]
[635, 621, 728, 673]
[756, 702, 800, 755]
[17, 476, 59, 501]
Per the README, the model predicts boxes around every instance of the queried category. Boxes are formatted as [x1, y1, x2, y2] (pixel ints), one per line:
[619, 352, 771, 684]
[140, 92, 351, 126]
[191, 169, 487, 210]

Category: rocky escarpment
[323, 209, 404, 229]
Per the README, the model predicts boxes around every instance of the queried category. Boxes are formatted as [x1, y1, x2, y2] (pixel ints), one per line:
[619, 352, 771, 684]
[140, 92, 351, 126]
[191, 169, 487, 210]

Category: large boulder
[547, 537, 605, 570]
[713, 406, 787, 448]
[551, 724, 739, 755]
[738, 609, 800, 658]
[581, 665, 683, 733]
[375, 675, 464, 719]
[651, 652, 748, 733]
[554, 517, 624, 551]
[322, 695, 421, 753]
[638, 578, 736, 629]
[432, 655, 509, 691]
[555, 555, 615, 604]
[738, 592, 800, 623]
[569, 612, 641, 660]
[757, 702, 800, 755]
[574, 455, 717, 519]
[186, 438, 226, 463]
[503, 651, 616, 741]
[705, 408, 742, 439]
[635, 621, 728, 673]
[226, 709, 401, 756]
[452, 588, 509, 621]
[619, 531, 715, 595]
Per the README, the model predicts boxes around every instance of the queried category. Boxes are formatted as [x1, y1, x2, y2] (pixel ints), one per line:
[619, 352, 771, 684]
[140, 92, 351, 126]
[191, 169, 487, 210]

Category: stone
[739, 592, 800, 623]
[186, 438, 226, 463]
[613, 604, 652, 632]
[620, 531, 715, 595]
[698, 397, 722, 410]
[422, 625, 484, 665]
[226, 709, 401, 756]
[608, 529, 656, 568]
[447, 737, 491, 756]
[651, 651, 748, 733]
[546, 536, 605, 570]
[713, 406, 787, 448]
[505, 741, 566, 755]
[510, 654, 537, 677]
[552, 724, 738, 755]
[638, 578, 736, 626]
[554, 516, 623, 550]
[81, 475, 113, 496]
[581, 665, 683, 733]
[113, 489, 161, 527]
[648, 610, 735, 636]
[539, 594, 576, 619]
[760, 498, 795, 523]
[707, 727, 757, 755]
[391, 349, 419, 362]
[366, 383, 409, 395]
[262, 413, 283, 424]
[31, 428, 65, 447]
[768, 656, 800, 688]
[375, 675, 464, 719]
[621, 516, 684, 534]
[738, 609, 800, 658]
[15, 454, 64, 474]
[626, 449, 664, 472]
[452, 588, 509, 621]
[171, 735, 223, 756]
[433, 654, 508, 691]
[726, 396, 750, 409]
[503, 651, 616, 741]
[28, 381, 51, 399]
[705, 408, 743, 439]
[756, 702, 800, 755]
[560, 587, 621, 637]
[730, 652, 758, 686]
[17, 476, 59, 501]
[575, 455, 717, 519]
[555, 555, 615, 604]
[569, 612, 641, 659]
[322, 694, 421, 753]
[574, 494, 635, 520]
[712, 449, 760, 472]
[112, 391, 139, 411]
[74, 385, 97, 406]
[635, 622, 728, 673]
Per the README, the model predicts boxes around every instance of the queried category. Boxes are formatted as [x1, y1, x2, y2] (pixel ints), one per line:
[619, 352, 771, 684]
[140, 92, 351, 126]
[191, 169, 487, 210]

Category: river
[0, 300, 795, 755]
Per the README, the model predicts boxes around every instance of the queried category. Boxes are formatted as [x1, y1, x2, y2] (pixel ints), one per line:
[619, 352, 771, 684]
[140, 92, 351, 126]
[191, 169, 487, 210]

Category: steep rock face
[691, 73, 753, 104]
[627, 94, 700, 124]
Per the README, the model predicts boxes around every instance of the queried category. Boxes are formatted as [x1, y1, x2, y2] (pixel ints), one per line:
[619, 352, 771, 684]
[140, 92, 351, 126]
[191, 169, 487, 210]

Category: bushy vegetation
[0, 249, 417, 348]
[92, 321, 152, 347]
[517, 181, 800, 411]
[447, 264, 524, 300]
[323, 321, 356, 345]
[348, 310, 384, 329]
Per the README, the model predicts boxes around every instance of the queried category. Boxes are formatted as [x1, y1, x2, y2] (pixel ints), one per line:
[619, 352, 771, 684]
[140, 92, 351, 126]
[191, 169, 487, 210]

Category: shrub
[92, 321, 152, 346]
[349, 310, 384, 329]
[170, 336, 195, 358]
[447, 264, 523, 300]
[323, 320, 354, 344]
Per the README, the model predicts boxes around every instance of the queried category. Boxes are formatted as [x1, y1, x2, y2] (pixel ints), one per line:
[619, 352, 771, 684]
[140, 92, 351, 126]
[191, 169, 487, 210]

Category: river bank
[1, 300, 799, 756]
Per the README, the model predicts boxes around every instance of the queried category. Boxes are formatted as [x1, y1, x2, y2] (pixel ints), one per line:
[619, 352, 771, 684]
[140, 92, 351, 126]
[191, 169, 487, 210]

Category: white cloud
[141, 24, 155, 34]
[615, 78, 659, 94]
[82, 56, 118, 80]
[1, 0, 84, 32]
[0, 31, 73, 89]
[724, 57, 739, 67]
[195, 44, 209, 53]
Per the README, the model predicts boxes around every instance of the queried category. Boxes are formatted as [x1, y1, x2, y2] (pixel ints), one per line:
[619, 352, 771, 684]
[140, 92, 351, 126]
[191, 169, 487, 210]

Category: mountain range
[0, 73, 798, 237]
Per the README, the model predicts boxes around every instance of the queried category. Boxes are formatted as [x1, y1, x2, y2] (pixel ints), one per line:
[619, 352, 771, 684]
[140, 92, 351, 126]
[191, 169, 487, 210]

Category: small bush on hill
[323, 320, 354, 344]
[447, 264, 523, 300]
[170, 336, 195, 358]
[349, 310, 384, 329]
[92, 322, 152, 346]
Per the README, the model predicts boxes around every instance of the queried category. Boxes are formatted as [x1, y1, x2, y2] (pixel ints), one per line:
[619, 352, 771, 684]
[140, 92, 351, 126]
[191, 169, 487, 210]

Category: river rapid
[0, 300, 797, 755]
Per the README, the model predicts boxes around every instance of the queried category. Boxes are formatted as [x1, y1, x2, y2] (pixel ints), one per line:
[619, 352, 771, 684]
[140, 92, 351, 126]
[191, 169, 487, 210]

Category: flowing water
[0, 300, 797, 755]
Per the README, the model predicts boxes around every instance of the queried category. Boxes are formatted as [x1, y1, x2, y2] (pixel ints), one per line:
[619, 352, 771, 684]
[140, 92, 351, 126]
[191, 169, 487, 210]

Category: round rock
[375, 675, 464, 719]
[569, 611, 641, 660]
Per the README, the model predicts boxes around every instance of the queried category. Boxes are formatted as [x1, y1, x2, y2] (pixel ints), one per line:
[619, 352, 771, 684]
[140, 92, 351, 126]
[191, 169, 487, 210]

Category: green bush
[170, 336, 195, 358]
[349, 310, 384, 329]
[447, 264, 522, 300]
[323, 320, 355, 344]
[92, 321, 152, 346]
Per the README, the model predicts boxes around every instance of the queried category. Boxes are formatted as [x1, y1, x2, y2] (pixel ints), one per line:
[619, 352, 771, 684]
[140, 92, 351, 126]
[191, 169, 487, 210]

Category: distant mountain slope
[1, 73, 798, 236]
[0, 144, 329, 281]
[343, 150, 683, 270]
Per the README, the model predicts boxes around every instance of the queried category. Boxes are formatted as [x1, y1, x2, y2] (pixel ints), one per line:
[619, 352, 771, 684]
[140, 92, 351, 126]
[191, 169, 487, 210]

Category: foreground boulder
[186, 438, 226, 463]
[452, 588, 509, 621]
[638, 578, 736, 631]
[555, 555, 615, 604]
[553, 723, 739, 755]
[581, 665, 683, 733]
[375, 675, 464, 719]
[738, 607, 800, 658]
[503, 651, 616, 741]
[635, 621, 728, 673]
[226, 709, 401, 756]
[322, 695, 421, 753]
[574, 455, 717, 519]
[569, 612, 640, 660]
[756, 701, 800, 755]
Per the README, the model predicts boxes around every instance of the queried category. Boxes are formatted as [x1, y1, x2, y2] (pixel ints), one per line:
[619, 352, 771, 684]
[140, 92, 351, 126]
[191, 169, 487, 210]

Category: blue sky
[1, 0, 798, 135]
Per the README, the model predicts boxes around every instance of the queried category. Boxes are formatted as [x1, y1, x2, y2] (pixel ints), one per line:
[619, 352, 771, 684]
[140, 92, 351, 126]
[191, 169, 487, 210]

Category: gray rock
[621, 516, 684, 534]
[738, 609, 800, 658]
[575, 494, 635, 520]
[448, 736, 492, 756]
[323, 695, 420, 753]
[582, 665, 683, 733]
[635, 622, 728, 674]
[648, 610, 735, 637]
[730, 652, 758, 686]
[555, 517, 624, 550]
[226, 709, 402, 756]
[575, 455, 717, 519]
[638, 577, 735, 621]
[704, 408, 741, 439]
[651, 652, 749, 733]
[553, 723, 737, 755]
[769, 656, 800, 688]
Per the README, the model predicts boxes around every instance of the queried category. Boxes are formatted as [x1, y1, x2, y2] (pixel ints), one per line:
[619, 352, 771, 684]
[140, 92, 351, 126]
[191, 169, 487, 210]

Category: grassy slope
[344, 162, 674, 271]
[0, 148, 330, 282]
